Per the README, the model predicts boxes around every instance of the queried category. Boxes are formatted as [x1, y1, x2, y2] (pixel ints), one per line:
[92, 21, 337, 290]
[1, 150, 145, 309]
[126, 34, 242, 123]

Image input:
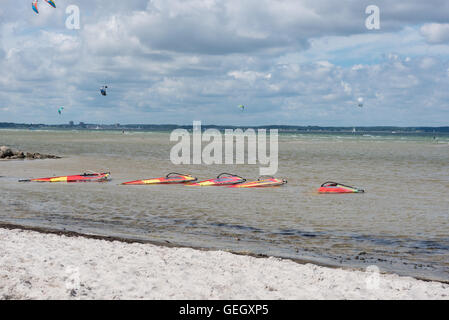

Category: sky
[0, 0, 448, 126]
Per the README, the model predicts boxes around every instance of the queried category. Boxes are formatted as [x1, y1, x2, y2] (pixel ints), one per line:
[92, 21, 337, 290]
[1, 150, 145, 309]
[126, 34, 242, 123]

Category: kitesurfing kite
[58, 106, 64, 115]
[238, 105, 245, 112]
[357, 97, 364, 108]
[100, 86, 108, 96]
[32, 0, 39, 14]
[45, 0, 56, 8]
[32, 0, 56, 14]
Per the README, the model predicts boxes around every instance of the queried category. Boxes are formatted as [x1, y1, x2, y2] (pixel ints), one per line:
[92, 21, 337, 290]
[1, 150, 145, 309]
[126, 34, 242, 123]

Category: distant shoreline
[1, 123, 448, 135]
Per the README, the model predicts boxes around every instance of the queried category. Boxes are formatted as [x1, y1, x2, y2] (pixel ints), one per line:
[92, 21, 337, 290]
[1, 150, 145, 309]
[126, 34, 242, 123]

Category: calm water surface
[1, 129, 448, 281]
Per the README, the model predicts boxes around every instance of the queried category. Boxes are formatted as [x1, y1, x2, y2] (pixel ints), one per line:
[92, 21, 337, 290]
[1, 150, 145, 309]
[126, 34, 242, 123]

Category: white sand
[0, 228, 448, 300]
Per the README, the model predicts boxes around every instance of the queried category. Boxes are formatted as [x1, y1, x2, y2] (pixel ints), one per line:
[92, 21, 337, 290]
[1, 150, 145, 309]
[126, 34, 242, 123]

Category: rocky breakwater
[0, 146, 61, 160]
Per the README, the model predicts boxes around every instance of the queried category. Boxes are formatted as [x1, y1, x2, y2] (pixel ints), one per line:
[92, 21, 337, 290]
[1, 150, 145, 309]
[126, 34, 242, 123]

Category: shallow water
[1, 129, 448, 281]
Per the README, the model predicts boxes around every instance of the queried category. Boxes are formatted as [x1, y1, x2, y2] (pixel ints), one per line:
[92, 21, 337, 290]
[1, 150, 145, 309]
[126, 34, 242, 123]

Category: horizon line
[1, 122, 449, 130]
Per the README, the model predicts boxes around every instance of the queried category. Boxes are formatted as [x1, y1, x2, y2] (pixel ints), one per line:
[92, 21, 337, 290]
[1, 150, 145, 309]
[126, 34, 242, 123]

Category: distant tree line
[0, 122, 448, 133]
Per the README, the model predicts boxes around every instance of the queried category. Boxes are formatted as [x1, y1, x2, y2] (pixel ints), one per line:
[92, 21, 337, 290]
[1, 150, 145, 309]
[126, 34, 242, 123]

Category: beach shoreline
[1, 225, 448, 300]
[0, 222, 339, 269]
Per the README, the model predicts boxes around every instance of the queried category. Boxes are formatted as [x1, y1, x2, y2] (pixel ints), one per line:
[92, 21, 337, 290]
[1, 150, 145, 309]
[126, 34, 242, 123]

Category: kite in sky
[32, 0, 56, 15]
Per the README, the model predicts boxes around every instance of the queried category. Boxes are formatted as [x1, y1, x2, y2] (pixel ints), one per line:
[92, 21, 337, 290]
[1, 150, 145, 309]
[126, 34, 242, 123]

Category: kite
[100, 86, 108, 96]
[357, 97, 364, 108]
[32, 0, 56, 15]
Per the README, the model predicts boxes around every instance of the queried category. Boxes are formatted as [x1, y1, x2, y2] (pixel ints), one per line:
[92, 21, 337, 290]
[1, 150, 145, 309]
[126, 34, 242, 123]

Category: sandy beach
[1, 227, 448, 300]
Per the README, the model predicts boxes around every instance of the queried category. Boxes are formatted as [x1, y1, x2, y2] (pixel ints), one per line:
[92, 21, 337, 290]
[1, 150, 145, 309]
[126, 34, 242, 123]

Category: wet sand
[1, 226, 448, 300]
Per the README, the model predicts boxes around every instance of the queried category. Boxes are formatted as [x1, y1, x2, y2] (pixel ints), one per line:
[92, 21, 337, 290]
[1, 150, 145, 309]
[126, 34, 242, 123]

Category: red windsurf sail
[122, 173, 197, 185]
[228, 177, 287, 188]
[21, 172, 110, 183]
[318, 182, 364, 193]
[186, 173, 246, 186]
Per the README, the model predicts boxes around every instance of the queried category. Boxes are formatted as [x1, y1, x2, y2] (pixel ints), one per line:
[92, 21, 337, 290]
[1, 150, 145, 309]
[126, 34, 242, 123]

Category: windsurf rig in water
[19, 172, 110, 183]
[186, 173, 246, 186]
[122, 173, 197, 185]
[228, 177, 287, 188]
[318, 182, 364, 193]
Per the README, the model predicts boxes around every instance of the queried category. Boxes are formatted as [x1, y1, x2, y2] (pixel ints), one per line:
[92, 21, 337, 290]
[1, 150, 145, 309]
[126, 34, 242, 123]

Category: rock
[0, 146, 13, 158]
[0, 146, 60, 160]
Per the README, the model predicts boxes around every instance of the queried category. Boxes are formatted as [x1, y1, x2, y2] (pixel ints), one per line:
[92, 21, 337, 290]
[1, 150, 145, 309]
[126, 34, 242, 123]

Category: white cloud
[340, 81, 352, 95]
[0, 0, 449, 125]
[419, 57, 437, 69]
[228, 71, 272, 82]
[420, 23, 449, 44]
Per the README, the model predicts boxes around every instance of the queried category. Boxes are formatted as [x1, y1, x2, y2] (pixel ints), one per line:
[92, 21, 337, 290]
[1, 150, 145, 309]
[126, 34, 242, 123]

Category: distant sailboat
[352, 127, 356, 134]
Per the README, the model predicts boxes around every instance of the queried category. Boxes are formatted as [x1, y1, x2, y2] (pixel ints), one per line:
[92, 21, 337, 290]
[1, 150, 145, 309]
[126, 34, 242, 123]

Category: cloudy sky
[0, 0, 448, 126]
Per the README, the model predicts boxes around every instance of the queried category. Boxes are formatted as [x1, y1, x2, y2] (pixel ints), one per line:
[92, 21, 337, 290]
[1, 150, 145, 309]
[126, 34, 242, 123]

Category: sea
[1, 129, 448, 281]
